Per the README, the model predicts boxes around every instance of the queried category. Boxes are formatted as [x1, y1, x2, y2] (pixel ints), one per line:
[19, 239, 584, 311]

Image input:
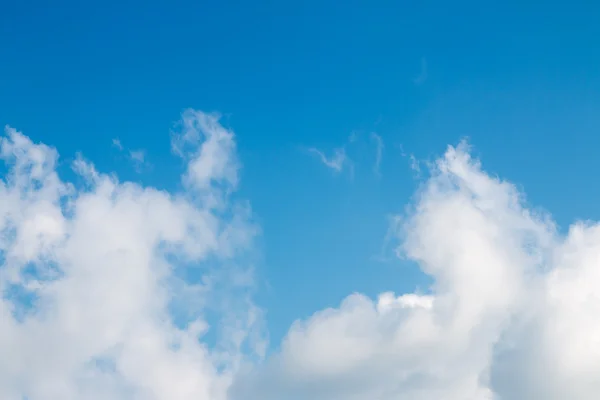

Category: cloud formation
[232, 142, 600, 400]
[4, 113, 600, 400]
[0, 110, 264, 400]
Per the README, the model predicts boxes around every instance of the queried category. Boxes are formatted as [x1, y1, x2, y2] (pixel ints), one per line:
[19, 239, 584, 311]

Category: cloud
[371, 133, 384, 176]
[409, 154, 421, 176]
[308, 147, 351, 175]
[413, 58, 428, 85]
[231, 141, 600, 400]
[0, 110, 264, 400]
[398, 144, 422, 178]
[129, 150, 145, 163]
[128, 150, 149, 173]
[307, 132, 364, 177]
[112, 139, 150, 173]
[171, 110, 239, 193]
[112, 138, 123, 151]
[7, 112, 600, 400]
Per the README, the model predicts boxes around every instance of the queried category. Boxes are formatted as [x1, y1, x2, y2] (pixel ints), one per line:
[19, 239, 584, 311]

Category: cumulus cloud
[0, 110, 264, 400]
[6, 111, 600, 400]
[232, 141, 600, 400]
[171, 110, 239, 194]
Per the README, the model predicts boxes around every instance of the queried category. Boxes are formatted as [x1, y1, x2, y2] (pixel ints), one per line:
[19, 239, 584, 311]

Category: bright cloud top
[2, 113, 600, 400]
[231, 143, 600, 400]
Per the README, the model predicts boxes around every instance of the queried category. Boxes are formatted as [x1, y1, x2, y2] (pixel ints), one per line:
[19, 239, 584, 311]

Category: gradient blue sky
[2, 0, 600, 350]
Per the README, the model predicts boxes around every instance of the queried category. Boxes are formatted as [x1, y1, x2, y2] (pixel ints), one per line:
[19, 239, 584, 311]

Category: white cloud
[0, 110, 264, 400]
[8, 111, 600, 400]
[231, 141, 600, 400]
[171, 110, 239, 194]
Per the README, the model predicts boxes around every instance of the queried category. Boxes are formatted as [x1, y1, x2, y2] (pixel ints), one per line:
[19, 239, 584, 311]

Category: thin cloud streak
[371, 133, 384, 177]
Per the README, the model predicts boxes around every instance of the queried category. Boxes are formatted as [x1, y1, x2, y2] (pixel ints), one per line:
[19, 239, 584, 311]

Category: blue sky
[2, 1, 600, 399]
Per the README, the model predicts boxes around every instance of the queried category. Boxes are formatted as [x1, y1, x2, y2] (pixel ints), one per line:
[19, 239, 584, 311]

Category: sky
[2, 1, 600, 399]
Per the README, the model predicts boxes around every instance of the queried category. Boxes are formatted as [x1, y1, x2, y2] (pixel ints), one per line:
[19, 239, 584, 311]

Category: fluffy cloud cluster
[3, 111, 600, 400]
[232, 143, 600, 400]
[0, 110, 263, 400]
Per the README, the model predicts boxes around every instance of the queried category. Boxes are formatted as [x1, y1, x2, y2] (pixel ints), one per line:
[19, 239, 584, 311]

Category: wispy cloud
[398, 144, 422, 178]
[112, 138, 150, 172]
[413, 57, 428, 85]
[308, 132, 385, 178]
[409, 154, 420, 176]
[111, 138, 123, 151]
[307, 132, 359, 176]
[128, 149, 148, 172]
[129, 149, 145, 163]
[308, 147, 349, 173]
[371, 133, 384, 176]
